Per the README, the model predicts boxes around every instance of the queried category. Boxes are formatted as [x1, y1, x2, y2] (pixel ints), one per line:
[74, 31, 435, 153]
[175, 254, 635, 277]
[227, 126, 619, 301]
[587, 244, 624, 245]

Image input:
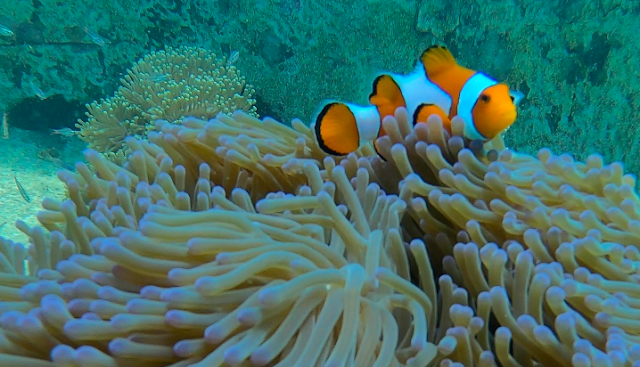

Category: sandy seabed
[0, 127, 83, 244]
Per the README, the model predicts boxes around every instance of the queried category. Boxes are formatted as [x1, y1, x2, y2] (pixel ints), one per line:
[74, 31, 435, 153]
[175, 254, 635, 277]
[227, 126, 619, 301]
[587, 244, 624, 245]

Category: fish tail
[314, 102, 381, 156]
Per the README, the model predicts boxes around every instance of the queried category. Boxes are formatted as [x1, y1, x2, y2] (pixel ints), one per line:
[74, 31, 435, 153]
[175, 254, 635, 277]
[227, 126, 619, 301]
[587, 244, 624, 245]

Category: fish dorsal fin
[419, 45, 457, 76]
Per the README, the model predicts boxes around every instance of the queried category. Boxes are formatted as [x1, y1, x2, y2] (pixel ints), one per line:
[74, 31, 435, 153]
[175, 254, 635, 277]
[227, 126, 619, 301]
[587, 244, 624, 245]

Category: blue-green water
[1, 0, 639, 171]
[0, 2, 639, 366]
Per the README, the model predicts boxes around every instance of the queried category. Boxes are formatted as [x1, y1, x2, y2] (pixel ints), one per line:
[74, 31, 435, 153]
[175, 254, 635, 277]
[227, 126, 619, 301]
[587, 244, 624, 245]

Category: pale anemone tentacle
[0, 108, 638, 366]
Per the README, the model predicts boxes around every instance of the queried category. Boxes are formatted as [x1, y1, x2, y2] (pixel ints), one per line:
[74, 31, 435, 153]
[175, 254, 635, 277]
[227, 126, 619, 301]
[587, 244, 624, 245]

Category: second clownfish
[314, 45, 523, 156]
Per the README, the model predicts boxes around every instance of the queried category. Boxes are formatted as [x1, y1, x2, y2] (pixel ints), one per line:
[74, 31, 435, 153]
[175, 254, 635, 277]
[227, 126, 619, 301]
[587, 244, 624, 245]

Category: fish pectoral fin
[369, 74, 406, 118]
[414, 103, 452, 132]
[314, 102, 361, 156]
[509, 90, 525, 106]
[419, 45, 457, 76]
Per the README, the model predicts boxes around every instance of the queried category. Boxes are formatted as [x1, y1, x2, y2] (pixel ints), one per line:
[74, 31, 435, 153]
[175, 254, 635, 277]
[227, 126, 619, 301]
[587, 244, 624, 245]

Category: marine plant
[0, 108, 638, 366]
[75, 46, 257, 162]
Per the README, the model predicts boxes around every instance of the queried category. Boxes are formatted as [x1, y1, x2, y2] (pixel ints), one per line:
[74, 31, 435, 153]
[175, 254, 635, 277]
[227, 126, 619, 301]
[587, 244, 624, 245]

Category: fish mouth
[476, 107, 518, 140]
[489, 109, 517, 136]
[500, 109, 517, 125]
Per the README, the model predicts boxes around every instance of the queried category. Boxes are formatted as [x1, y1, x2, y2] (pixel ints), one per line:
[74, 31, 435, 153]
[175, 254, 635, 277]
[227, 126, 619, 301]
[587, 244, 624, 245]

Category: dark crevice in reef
[582, 32, 613, 86]
[256, 29, 293, 65]
[96, 48, 107, 78]
[7, 95, 84, 132]
[218, 0, 231, 17]
[9, 65, 23, 86]
[31, 0, 42, 11]
[145, 9, 170, 45]
[253, 94, 283, 123]
[565, 32, 615, 87]
[546, 105, 561, 134]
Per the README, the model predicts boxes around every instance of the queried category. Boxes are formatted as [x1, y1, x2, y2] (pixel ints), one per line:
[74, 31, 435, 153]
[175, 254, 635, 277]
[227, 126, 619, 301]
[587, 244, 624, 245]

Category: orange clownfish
[314, 45, 522, 156]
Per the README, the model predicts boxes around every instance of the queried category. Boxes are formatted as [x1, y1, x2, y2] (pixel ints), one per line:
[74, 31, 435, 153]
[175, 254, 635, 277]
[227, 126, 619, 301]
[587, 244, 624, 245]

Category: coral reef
[0, 108, 639, 366]
[2, 0, 639, 180]
[75, 46, 257, 160]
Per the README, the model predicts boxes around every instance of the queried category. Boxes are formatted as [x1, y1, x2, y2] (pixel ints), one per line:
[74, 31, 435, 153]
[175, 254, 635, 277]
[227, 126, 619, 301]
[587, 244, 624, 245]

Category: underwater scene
[0, 0, 639, 366]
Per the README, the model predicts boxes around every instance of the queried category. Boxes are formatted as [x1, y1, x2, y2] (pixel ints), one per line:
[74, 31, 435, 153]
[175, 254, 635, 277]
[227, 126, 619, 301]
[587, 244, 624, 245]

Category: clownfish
[314, 45, 521, 156]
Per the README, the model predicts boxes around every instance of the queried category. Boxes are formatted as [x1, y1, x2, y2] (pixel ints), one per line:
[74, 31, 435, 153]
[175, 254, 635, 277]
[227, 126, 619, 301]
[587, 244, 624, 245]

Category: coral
[1, 109, 640, 365]
[0, 0, 427, 127]
[75, 46, 257, 159]
[3, 0, 640, 181]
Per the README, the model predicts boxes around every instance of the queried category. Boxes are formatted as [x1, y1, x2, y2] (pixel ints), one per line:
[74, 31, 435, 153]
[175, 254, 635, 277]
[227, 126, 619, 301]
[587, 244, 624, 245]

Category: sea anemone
[0, 108, 638, 366]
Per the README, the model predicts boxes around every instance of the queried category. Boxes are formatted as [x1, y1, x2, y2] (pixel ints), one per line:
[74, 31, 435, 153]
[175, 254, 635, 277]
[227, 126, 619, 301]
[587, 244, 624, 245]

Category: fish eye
[480, 94, 490, 103]
[509, 96, 515, 102]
